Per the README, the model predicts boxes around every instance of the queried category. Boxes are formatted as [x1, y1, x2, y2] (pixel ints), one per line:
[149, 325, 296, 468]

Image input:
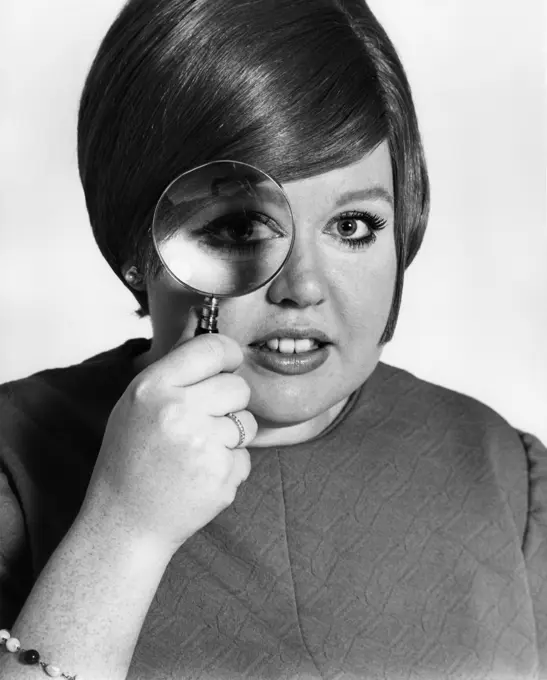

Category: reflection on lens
[152, 161, 294, 297]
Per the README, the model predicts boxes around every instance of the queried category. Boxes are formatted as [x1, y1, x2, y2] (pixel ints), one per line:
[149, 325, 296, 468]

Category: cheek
[148, 274, 203, 337]
[330, 244, 397, 338]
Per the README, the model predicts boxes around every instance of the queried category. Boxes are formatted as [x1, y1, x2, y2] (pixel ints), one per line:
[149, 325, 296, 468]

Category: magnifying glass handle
[194, 296, 220, 336]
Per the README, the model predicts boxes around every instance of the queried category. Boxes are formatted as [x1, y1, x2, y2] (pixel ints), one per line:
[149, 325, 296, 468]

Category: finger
[227, 447, 252, 487]
[219, 410, 258, 449]
[149, 307, 244, 386]
[186, 373, 251, 416]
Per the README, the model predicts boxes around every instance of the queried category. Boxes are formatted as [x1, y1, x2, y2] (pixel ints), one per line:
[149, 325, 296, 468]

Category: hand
[79, 308, 256, 554]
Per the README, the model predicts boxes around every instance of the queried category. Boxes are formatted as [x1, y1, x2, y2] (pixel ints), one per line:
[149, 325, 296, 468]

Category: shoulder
[367, 362, 543, 536]
[371, 360, 541, 457]
[372, 360, 526, 440]
[0, 338, 150, 467]
[0, 338, 149, 415]
[0, 338, 149, 402]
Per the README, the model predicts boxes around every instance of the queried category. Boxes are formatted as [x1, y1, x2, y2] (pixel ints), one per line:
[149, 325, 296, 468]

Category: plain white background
[0, 0, 545, 441]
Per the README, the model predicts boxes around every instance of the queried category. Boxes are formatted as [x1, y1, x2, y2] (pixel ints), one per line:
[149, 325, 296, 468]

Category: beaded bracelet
[0, 629, 82, 679]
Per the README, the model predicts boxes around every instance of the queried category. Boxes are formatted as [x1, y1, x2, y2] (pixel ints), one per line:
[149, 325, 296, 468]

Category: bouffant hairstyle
[78, 0, 429, 344]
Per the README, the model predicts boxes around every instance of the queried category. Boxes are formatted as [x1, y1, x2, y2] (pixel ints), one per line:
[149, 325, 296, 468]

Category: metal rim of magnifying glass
[151, 159, 296, 299]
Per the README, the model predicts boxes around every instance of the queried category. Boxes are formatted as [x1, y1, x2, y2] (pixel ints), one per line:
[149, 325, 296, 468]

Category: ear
[122, 263, 147, 291]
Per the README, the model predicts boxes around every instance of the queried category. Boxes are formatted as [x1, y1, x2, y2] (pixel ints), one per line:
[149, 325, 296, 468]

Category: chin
[247, 379, 346, 426]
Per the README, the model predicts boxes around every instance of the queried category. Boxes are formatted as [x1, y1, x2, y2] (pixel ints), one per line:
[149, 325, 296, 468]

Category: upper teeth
[264, 338, 319, 353]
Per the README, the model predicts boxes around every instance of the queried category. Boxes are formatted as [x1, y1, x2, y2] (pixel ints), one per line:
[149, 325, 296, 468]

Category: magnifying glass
[152, 161, 295, 336]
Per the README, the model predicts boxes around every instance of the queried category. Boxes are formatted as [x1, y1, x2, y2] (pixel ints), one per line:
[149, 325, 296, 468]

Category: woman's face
[141, 142, 396, 445]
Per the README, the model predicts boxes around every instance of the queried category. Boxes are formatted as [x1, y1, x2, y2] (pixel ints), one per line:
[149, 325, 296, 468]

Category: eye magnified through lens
[152, 161, 295, 335]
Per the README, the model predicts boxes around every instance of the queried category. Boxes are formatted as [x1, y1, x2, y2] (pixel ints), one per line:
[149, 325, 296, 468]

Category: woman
[0, 0, 545, 678]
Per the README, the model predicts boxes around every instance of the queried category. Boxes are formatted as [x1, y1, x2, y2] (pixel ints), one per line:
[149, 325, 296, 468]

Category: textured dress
[0, 339, 545, 679]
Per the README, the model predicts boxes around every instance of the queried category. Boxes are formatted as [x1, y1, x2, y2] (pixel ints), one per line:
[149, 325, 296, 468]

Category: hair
[78, 0, 429, 344]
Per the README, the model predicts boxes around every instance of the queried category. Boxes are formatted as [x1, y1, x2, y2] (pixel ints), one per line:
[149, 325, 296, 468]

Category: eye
[202, 211, 283, 245]
[324, 210, 388, 250]
[195, 210, 287, 258]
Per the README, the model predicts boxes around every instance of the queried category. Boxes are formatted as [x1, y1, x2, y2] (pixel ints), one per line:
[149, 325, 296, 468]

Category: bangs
[126, 0, 389, 193]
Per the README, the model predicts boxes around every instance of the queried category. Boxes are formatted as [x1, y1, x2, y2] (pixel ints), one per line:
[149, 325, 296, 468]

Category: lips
[248, 344, 330, 375]
[249, 325, 334, 376]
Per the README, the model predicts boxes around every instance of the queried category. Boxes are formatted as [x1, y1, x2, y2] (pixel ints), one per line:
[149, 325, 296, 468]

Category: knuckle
[129, 374, 158, 404]
[231, 375, 251, 402]
[156, 401, 182, 429]
[245, 412, 258, 439]
[184, 430, 208, 453]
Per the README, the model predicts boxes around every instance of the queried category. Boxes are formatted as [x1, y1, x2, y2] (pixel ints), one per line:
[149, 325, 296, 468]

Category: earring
[124, 266, 143, 286]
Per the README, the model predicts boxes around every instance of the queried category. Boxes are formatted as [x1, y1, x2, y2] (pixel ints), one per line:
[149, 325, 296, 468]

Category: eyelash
[199, 211, 281, 255]
[327, 210, 388, 250]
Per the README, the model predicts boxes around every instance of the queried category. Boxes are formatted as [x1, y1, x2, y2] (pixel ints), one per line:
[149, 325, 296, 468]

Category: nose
[266, 234, 326, 308]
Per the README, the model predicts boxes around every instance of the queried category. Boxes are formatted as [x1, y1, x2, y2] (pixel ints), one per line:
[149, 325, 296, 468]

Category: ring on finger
[225, 412, 246, 448]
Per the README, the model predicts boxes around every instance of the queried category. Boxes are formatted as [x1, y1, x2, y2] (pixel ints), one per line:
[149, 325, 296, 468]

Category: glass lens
[152, 161, 294, 297]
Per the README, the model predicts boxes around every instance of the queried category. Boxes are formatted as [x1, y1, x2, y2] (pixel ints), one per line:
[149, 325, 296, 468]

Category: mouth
[248, 329, 332, 375]
[249, 328, 332, 352]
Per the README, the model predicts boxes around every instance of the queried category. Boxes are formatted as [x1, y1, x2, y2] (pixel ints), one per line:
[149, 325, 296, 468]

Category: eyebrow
[333, 186, 394, 209]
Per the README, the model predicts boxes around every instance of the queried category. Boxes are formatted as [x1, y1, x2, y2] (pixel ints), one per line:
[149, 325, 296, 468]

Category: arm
[0, 324, 253, 679]
[0, 508, 174, 680]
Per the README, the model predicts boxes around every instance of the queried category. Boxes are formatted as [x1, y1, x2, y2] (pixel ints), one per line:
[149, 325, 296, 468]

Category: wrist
[71, 504, 176, 572]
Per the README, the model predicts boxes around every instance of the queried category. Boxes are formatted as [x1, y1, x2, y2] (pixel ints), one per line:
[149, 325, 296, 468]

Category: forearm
[0, 510, 173, 680]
